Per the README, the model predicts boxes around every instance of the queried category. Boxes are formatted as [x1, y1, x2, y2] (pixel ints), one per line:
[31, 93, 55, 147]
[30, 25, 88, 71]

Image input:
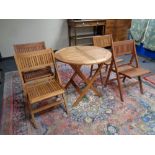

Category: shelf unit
[68, 19, 132, 46]
[68, 19, 106, 46]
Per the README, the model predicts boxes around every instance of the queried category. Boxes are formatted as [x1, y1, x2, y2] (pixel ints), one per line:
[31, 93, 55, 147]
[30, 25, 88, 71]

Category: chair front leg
[27, 97, 37, 128]
[116, 72, 124, 102]
[138, 76, 144, 94]
[62, 93, 68, 114]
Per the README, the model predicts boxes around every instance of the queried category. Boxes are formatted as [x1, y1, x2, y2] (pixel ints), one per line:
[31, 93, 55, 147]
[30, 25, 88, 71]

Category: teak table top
[55, 46, 111, 65]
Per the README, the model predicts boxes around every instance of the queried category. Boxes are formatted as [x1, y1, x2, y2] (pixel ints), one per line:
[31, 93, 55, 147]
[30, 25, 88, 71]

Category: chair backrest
[14, 48, 54, 73]
[14, 41, 46, 53]
[112, 39, 139, 67]
[93, 34, 113, 48]
[14, 48, 59, 85]
[112, 40, 135, 57]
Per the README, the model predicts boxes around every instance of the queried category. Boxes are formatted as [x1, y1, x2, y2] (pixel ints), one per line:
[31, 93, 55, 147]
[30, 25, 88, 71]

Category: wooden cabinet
[68, 19, 132, 46]
[105, 19, 132, 41]
[68, 19, 106, 46]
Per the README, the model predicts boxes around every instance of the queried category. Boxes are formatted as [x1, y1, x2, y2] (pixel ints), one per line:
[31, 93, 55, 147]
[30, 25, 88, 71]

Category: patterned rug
[144, 74, 155, 86]
[1, 62, 155, 135]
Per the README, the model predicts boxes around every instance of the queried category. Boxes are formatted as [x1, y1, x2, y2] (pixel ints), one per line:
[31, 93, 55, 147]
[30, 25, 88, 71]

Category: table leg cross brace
[66, 64, 104, 107]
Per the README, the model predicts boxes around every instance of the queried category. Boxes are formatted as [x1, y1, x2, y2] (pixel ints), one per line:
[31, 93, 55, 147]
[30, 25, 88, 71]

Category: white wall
[0, 19, 69, 57]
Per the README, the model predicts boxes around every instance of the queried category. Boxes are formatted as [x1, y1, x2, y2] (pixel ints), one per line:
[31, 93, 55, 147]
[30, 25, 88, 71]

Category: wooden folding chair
[90, 34, 123, 84]
[105, 40, 150, 102]
[14, 41, 52, 82]
[14, 48, 68, 128]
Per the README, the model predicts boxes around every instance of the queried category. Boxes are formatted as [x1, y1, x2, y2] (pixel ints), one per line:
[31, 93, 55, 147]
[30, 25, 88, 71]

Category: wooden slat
[120, 68, 150, 78]
[23, 67, 53, 82]
[32, 99, 64, 114]
[16, 48, 54, 72]
[14, 42, 53, 82]
[25, 78, 64, 104]
[14, 41, 46, 54]
[113, 40, 134, 57]
[105, 39, 150, 102]
[14, 44, 68, 128]
[93, 34, 113, 48]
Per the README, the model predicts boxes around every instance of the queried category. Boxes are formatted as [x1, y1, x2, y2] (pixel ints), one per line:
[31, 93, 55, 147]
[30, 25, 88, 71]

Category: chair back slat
[93, 34, 113, 48]
[14, 41, 46, 53]
[112, 40, 135, 57]
[15, 48, 54, 72]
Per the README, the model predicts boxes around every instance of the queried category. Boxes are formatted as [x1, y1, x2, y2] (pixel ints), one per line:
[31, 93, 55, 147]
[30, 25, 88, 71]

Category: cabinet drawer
[106, 19, 131, 28]
[70, 20, 105, 27]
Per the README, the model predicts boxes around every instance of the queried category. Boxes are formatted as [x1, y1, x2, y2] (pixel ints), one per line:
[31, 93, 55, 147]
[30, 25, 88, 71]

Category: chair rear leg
[24, 94, 30, 119]
[62, 93, 68, 114]
[138, 76, 144, 94]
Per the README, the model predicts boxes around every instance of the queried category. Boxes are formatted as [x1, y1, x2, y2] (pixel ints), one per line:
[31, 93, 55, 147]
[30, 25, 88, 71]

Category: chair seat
[25, 78, 64, 104]
[23, 67, 52, 82]
[120, 67, 150, 78]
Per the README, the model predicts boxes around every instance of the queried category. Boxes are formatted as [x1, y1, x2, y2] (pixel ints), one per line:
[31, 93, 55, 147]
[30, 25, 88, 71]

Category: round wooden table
[55, 46, 112, 107]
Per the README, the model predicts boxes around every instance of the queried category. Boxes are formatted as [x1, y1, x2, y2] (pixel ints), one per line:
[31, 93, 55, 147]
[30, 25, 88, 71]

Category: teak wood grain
[14, 48, 68, 128]
[14, 41, 46, 53]
[55, 46, 111, 65]
[105, 40, 150, 102]
[13, 41, 51, 82]
[55, 46, 111, 107]
[91, 34, 123, 84]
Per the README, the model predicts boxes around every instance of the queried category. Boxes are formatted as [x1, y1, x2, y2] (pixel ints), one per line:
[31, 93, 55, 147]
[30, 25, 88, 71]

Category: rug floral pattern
[1, 62, 155, 135]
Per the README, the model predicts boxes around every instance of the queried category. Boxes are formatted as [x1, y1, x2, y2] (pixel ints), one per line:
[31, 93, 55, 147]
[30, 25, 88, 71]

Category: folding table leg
[65, 65, 82, 89]
[72, 64, 104, 107]
[71, 65, 101, 97]
[65, 72, 77, 89]
[27, 97, 37, 128]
